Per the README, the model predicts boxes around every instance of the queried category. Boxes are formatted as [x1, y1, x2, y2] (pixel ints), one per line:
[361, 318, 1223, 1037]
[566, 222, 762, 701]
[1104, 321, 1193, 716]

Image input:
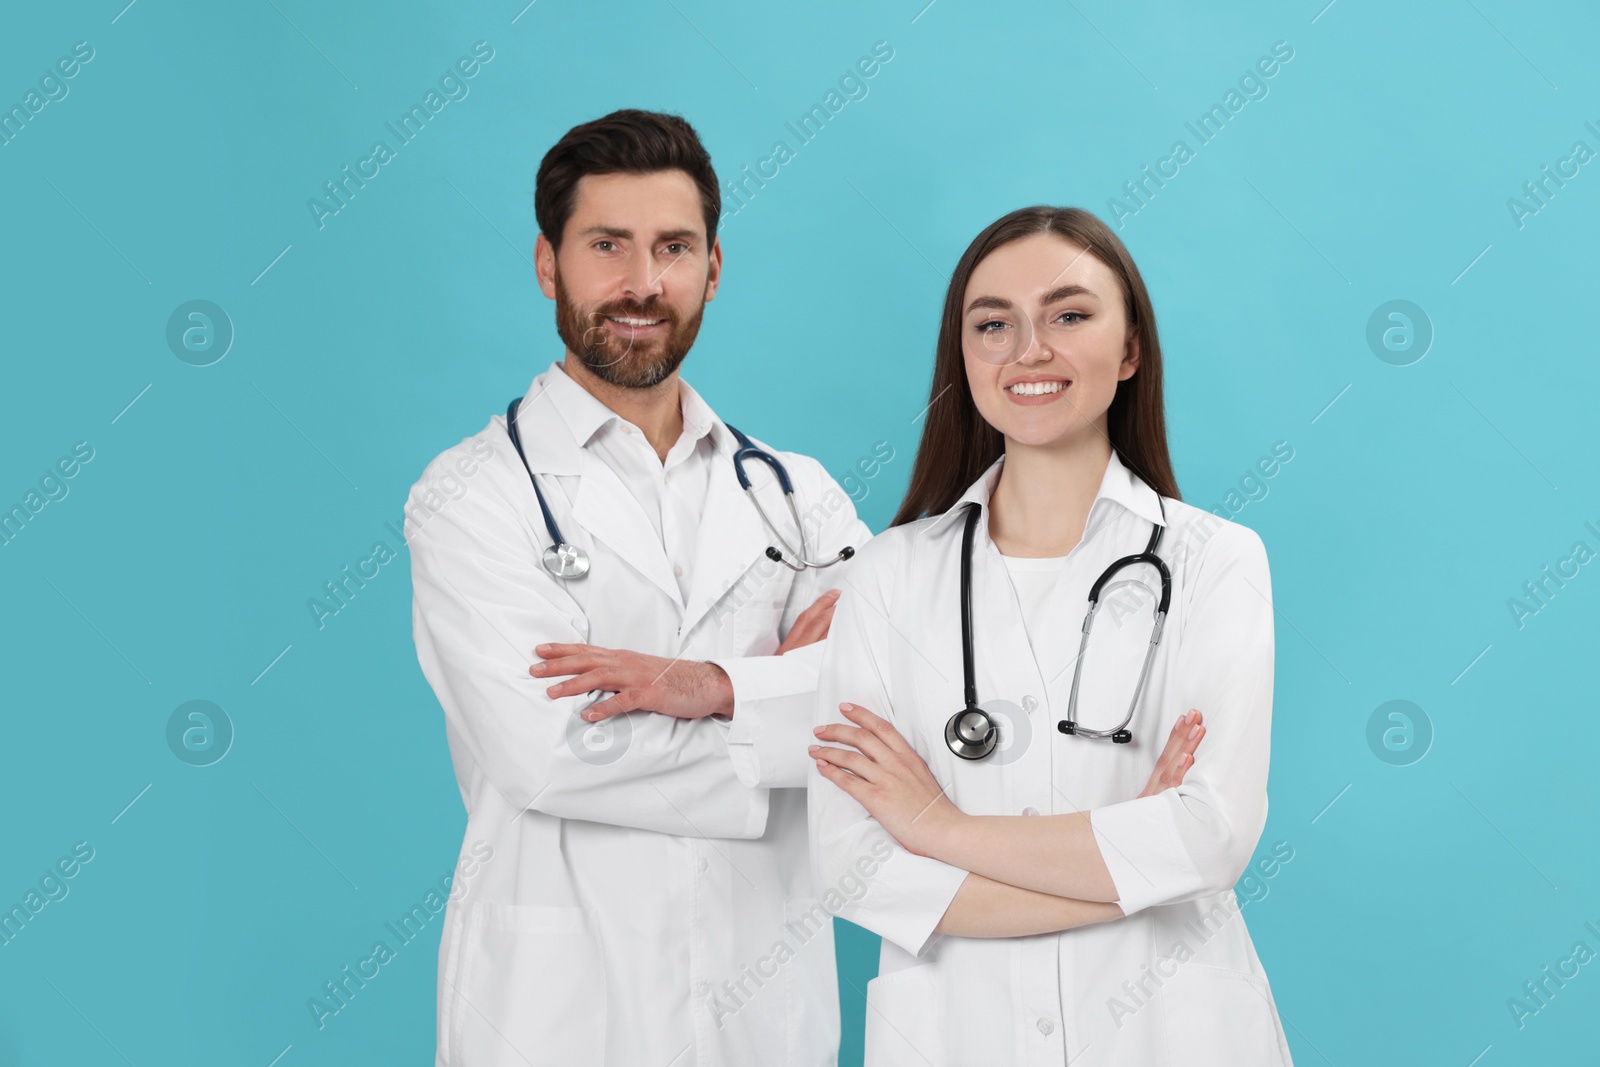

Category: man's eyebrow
[576, 225, 700, 243]
[964, 284, 1098, 315]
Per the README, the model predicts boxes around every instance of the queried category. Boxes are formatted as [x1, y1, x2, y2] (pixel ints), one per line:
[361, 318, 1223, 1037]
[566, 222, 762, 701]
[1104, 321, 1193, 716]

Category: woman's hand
[1139, 710, 1204, 798]
[810, 703, 958, 858]
[810, 704, 1206, 860]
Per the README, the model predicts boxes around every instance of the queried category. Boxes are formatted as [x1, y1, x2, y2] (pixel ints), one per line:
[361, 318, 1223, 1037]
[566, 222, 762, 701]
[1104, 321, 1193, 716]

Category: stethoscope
[504, 395, 854, 580]
[944, 491, 1171, 761]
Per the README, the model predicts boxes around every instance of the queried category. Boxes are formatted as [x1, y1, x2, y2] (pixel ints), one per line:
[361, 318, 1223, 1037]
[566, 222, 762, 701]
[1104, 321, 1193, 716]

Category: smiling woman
[809, 205, 1292, 1066]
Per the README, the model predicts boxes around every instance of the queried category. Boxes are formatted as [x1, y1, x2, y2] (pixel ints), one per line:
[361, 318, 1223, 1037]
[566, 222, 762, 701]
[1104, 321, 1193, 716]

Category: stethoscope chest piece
[945, 705, 997, 760]
[542, 542, 590, 580]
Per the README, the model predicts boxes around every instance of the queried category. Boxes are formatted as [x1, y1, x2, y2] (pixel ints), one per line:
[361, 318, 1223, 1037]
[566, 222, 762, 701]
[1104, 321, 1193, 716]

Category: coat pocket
[1161, 962, 1292, 1066]
[447, 902, 607, 1067]
[863, 962, 944, 1067]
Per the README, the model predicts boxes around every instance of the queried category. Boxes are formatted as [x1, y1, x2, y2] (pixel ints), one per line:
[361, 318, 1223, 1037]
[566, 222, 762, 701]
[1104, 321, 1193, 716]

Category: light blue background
[3, 0, 1598, 1064]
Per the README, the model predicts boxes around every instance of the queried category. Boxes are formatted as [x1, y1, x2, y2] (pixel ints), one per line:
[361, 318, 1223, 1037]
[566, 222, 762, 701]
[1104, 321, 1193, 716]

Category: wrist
[703, 661, 734, 719]
[912, 800, 966, 861]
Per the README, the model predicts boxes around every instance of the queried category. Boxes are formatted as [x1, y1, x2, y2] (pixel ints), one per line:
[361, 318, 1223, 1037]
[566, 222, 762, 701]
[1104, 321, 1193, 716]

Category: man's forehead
[569, 171, 706, 239]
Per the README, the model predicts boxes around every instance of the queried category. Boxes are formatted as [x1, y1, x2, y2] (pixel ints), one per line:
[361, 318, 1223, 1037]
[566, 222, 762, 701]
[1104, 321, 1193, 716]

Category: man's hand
[532, 645, 733, 722]
[776, 589, 841, 654]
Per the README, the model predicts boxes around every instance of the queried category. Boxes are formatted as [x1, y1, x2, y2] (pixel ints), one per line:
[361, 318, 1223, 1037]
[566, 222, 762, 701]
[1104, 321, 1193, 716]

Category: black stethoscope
[944, 491, 1171, 760]
[504, 395, 854, 580]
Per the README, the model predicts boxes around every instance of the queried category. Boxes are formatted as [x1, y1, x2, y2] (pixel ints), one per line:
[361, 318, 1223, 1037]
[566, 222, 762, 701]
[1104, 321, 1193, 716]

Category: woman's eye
[975, 320, 1008, 334]
[1055, 311, 1088, 325]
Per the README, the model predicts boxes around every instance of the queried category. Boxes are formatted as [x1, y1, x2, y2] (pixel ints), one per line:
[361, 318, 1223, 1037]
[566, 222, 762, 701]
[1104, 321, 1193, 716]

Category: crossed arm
[811, 704, 1205, 938]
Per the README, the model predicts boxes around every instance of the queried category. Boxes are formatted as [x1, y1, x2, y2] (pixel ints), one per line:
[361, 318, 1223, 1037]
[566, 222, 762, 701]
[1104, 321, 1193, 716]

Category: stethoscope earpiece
[729, 426, 855, 572]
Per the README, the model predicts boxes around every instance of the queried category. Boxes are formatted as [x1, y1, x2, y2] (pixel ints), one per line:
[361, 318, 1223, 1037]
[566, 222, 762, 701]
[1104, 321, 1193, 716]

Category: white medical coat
[408, 361, 870, 1066]
[809, 450, 1293, 1066]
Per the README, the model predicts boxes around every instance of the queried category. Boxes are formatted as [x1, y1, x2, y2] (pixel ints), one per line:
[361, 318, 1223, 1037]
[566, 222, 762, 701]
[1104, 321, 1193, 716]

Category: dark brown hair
[534, 109, 722, 251]
[891, 206, 1180, 527]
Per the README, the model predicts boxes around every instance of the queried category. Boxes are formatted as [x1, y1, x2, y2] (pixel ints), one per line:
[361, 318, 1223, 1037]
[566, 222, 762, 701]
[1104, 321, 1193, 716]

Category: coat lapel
[570, 451, 684, 608]
[512, 375, 683, 608]
[678, 433, 770, 639]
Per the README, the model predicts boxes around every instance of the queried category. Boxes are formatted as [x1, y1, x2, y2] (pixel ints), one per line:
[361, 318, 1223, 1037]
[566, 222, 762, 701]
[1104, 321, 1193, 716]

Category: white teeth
[609, 316, 663, 327]
[1006, 380, 1065, 396]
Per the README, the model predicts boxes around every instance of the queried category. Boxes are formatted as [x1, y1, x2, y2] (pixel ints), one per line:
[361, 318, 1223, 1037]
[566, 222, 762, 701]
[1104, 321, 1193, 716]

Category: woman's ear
[1119, 332, 1141, 381]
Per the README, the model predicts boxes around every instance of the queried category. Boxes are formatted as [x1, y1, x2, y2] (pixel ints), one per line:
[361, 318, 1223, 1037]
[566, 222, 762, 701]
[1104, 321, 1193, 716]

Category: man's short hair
[534, 109, 722, 251]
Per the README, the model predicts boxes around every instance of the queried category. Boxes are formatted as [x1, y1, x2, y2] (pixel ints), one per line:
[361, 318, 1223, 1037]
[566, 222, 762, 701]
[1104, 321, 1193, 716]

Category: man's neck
[560, 356, 684, 463]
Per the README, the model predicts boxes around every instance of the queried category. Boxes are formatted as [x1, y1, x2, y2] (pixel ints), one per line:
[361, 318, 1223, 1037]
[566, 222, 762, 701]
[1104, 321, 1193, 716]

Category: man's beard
[554, 270, 704, 389]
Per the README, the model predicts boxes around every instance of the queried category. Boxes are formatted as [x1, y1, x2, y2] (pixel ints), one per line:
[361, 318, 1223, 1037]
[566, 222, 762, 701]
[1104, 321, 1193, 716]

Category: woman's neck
[987, 431, 1112, 558]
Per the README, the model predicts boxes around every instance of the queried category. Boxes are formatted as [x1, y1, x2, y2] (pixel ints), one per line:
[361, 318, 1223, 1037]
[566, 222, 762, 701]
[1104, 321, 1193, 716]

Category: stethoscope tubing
[947, 484, 1171, 758]
[505, 394, 852, 579]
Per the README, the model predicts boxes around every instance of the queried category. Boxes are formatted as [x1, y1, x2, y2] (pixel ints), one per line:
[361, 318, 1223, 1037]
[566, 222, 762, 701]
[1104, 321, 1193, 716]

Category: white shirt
[579, 379, 716, 604]
[999, 552, 1069, 656]
[809, 449, 1293, 1066]
[407, 359, 872, 1067]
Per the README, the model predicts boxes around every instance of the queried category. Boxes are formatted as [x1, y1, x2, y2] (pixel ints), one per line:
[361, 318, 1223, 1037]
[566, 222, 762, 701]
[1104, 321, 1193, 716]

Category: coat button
[1022, 695, 1038, 713]
[697, 981, 710, 997]
[1037, 1018, 1054, 1035]
[673, 564, 683, 577]
[1022, 806, 1039, 817]
[697, 857, 709, 872]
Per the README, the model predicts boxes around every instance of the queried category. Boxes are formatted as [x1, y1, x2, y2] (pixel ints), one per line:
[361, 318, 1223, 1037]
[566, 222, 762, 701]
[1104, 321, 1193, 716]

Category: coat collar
[505, 359, 767, 623]
[510, 359, 732, 476]
[923, 447, 1167, 541]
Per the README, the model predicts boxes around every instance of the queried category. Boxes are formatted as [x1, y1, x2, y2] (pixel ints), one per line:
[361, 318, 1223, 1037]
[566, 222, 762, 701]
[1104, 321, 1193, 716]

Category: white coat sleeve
[710, 459, 876, 790]
[1088, 523, 1275, 917]
[807, 539, 970, 959]
[406, 459, 768, 840]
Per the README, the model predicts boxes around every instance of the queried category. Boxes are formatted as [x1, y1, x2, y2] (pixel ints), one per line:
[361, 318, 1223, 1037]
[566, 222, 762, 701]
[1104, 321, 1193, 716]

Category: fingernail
[547, 686, 559, 697]
[826, 589, 841, 598]
[535, 644, 550, 654]
[808, 745, 820, 753]
[813, 726, 825, 736]
[839, 702, 851, 712]
[1188, 724, 1201, 739]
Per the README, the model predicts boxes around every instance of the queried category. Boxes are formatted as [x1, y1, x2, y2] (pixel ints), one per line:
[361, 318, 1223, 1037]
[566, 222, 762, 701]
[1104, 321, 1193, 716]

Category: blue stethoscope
[504, 396, 854, 580]
[945, 491, 1171, 760]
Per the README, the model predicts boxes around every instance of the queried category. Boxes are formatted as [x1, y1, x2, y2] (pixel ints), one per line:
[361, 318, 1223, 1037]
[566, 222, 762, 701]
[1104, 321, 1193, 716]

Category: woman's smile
[1002, 374, 1071, 405]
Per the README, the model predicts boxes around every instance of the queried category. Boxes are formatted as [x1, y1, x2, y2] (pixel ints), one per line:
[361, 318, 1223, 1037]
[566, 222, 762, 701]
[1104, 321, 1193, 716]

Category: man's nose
[621, 252, 667, 303]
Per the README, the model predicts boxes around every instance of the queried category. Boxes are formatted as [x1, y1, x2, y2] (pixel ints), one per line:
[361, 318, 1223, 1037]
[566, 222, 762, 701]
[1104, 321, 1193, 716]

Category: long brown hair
[890, 206, 1180, 527]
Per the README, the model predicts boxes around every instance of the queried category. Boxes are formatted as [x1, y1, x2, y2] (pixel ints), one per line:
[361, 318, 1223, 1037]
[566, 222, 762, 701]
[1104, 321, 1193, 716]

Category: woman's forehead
[965, 234, 1116, 305]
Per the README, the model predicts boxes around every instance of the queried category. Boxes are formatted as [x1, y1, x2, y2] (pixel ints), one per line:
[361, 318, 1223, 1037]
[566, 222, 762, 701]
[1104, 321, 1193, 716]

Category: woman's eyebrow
[965, 295, 1011, 314]
[1041, 283, 1096, 304]
[965, 284, 1098, 316]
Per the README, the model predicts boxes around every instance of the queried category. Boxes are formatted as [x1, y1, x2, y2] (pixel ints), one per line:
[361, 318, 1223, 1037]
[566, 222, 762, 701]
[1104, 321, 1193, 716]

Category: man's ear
[703, 235, 723, 303]
[535, 233, 557, 299]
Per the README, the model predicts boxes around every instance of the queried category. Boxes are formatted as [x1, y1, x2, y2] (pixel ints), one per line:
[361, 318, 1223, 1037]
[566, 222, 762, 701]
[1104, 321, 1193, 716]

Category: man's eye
[595, 241, 615, 252]
[664, 243, 688, 255]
